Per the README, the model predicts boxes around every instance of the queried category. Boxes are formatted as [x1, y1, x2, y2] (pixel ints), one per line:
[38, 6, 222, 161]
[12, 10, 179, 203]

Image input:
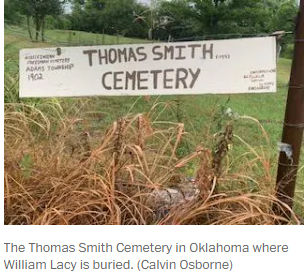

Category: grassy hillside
[4, 25, 304, 224]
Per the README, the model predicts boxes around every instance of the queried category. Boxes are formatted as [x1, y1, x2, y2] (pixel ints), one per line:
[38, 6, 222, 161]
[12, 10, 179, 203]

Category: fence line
[4, 21, 148, 47]
[5, 19, 295, 46]
[171, 31, 294, 42]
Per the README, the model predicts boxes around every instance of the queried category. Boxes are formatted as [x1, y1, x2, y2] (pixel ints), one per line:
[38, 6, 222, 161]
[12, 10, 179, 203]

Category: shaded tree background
[5, 0, 64, 41]
[4, 0, 299, 56]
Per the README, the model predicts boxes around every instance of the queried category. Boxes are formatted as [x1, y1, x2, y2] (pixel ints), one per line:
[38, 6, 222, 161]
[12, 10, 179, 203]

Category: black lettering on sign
[203, 44, 213, 59]
[47, 64, 74, 71]
[102, 71, 112, 90]
[28, 73, 43, 81]
[248, 85, 270, 91]
[164, 69, 174, 89]
[164, 46, 174, 60]
[136, 47, 147, 62]
[99, 49, 108, 65]
[215, 54, 230, 59]
[175, 68, 188, 89]
[152, 46, 163, 61]
[26, 66, 44, 72]
[109, 48, 117, 64]
[100, 68, 201, 91]
[83, 50, 97, 66]
[113, 71, 124, 90]
[137, 71, 149, 90]
[85, 47, 149, 66]
[189, 68, 201, 88]
[188, 44, 201, 58]
[175, 45, 186, 60]
[128, 48, 137, 62]
[117, 48, 127, 63]
[125, 71, 136, 90]
[150, 70, 163, 89]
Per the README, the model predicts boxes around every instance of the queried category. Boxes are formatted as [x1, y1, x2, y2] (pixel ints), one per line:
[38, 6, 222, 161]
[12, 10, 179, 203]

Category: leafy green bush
[281, 43, 294, 59]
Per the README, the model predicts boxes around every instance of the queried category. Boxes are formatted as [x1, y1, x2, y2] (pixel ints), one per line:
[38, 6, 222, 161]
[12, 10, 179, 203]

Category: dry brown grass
[4, 101, 302, 225]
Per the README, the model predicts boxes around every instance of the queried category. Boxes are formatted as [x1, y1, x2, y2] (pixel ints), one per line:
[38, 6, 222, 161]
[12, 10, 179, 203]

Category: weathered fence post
[273, 0, 304, 222]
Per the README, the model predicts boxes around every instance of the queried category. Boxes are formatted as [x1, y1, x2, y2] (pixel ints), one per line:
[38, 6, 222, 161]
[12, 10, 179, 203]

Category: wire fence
[172, 31, 294, 41]
[5, 19, 295, 44]
[4, 20, 151, 47]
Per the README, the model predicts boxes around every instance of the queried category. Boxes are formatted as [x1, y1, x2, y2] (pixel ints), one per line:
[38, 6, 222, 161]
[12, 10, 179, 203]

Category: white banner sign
[19, 37, 276, 97]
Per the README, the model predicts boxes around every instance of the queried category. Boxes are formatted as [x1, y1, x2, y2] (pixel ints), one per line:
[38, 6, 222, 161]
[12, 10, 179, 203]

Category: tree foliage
[6, 0, 64, 41]
[191, 0, 274, 36]
[69, 0, 147, 37]
[5, 0, 299, 55]
[157, 0, 198, 40]
[4, 0, 23, 24]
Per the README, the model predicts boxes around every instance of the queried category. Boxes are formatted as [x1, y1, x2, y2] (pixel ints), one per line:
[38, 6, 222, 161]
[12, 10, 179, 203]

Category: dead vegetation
[4, 97, 303, 225]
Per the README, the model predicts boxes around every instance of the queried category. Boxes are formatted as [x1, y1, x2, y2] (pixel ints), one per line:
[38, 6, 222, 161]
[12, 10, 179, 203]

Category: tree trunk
[148, 28, 153, 40]
[35, 15, 40, 41]
[26, 16, 33, 41]
[41, 17, 45, 42]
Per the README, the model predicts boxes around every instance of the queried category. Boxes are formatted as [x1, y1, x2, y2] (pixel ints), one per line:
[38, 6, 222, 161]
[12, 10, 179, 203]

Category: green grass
[4, 24, 304, 219]
[45, 29, 150, 46]
[4, 24, 150, 47]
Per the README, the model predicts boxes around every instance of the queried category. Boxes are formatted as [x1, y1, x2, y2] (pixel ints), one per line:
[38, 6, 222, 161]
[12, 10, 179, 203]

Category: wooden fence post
[273, 0, 304, 222]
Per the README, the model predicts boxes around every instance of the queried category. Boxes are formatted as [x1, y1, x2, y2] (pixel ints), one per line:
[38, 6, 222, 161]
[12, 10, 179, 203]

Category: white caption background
[1, 226, 305, 277]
